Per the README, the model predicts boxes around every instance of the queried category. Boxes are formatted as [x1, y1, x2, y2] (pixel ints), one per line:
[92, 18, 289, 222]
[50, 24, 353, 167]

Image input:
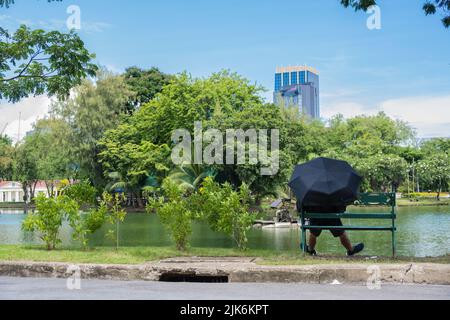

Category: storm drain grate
[159, 273, 229, 283]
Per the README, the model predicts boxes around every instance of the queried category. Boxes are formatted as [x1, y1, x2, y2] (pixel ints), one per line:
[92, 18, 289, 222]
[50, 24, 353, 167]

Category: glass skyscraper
[273, 66, 320, 119]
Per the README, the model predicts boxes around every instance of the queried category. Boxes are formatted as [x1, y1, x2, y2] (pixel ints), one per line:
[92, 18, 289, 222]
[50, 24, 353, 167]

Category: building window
[291, 72, 298, 85]
[274, 73, 282, 91]
[283, 73, 290, 87]
[300, 71, 306, 84]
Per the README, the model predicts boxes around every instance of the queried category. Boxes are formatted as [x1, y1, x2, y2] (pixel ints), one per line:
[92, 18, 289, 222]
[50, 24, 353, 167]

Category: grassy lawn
[397, 198, 450, 207]
[0, 245, 448, 266]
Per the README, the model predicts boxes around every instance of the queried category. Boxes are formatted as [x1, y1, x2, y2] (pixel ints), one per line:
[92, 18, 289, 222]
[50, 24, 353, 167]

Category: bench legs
[301, 226, 307, 253]
[392, 226, 396, 258]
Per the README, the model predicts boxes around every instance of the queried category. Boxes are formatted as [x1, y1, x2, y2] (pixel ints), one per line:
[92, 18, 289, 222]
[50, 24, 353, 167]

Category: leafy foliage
[416, 153, 450, 199]
[123, 66, 172, 112]
[19, 118, 73, 196]
[147, 179, 194, 251]
[51, 69, 135, 187]
[0, 25, 97, 102]
[192, 177, 253, 250]
[22, 193, 78, 250]
[101, 192, 127, 250]
[0, 135, 14, 180]
[167, 164, 217, 193]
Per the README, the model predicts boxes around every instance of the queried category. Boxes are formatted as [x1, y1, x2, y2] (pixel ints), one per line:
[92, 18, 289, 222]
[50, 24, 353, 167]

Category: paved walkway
[1, 277, 449, 300]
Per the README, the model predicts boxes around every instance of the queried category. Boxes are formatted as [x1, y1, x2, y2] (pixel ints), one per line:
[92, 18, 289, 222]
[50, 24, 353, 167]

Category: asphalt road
[0, 277, 449, 300]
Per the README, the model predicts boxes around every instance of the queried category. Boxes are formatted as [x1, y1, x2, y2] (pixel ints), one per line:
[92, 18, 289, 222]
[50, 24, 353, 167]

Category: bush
[63, 181, 106, 249]
[147, 179, 193, 251]
[22, 194, 78, 250]
[102, 192, 127, 250]
[62, 180, 97, 209]
[192, 177, 253, 250]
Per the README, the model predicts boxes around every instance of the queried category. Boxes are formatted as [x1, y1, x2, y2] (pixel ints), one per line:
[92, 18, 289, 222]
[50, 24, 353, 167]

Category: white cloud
[321, 95, 450, 138]
[0, 96, 51, 143]
[380, 96, 450, 138]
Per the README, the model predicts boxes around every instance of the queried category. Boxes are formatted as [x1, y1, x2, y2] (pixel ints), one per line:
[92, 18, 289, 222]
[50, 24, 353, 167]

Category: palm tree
[167, 164, 217, 192]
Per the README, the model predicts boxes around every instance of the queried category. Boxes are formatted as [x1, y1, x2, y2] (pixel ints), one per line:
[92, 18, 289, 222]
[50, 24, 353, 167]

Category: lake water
[0, 206, 449, 257]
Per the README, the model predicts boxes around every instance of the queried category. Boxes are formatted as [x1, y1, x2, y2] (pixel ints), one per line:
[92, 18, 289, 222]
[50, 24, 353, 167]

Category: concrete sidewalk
[0, 257, 449, 285]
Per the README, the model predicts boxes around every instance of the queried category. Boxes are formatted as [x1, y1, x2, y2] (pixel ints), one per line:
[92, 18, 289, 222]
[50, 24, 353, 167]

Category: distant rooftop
[276, 65, 319, 75]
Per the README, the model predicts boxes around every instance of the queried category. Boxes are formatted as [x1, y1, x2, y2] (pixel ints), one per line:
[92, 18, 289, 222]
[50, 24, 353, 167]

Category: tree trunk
[136, 192, 144, 209]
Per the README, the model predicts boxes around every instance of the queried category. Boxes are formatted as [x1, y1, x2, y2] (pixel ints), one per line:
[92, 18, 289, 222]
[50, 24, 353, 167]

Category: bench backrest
[301, 192, 396, 219]
[354, 192, 396, 207]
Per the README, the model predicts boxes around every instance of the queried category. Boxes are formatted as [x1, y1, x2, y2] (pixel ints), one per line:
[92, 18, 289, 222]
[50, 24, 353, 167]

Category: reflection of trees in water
[2, 208, 450, 257]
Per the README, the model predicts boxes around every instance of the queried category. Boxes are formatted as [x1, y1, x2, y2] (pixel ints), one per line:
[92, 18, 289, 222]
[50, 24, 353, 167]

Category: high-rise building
[273, 66, 320, 119]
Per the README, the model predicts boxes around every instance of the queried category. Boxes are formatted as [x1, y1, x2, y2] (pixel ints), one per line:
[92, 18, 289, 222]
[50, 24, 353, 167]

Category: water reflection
[0, 206, 449, 257]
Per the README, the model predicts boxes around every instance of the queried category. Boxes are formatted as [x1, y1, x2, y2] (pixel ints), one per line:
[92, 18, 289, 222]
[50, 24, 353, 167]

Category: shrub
[147, 179, 193, 251]
[63, 181, 106, 249]
[22, 194, 78, 250]
[193, 177, 253, 250]
[62, 180, 97, 209]
[101, 192, 127, 251]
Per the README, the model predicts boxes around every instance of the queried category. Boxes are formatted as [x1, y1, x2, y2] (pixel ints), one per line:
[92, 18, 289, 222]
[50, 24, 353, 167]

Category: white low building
[0, 181, 53, 203]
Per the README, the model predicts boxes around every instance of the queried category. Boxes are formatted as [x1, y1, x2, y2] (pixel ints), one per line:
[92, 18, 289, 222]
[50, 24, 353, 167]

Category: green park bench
[300, 192, 397, 257]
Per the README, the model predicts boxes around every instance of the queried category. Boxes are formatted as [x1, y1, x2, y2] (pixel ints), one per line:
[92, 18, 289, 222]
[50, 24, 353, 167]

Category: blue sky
[1, 0, 449, 139]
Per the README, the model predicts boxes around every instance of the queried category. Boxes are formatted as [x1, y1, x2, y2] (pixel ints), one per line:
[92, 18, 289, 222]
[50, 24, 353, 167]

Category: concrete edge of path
[0, 260, 449, 285]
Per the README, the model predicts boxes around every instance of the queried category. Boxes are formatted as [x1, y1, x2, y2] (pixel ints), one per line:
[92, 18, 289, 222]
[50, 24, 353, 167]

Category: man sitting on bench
[301, 204, 365, 257]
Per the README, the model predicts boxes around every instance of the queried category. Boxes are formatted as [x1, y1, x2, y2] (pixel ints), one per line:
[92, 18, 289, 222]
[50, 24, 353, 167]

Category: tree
[13, 138, 39, 203]
[0, 135, 14, 181]
[167, 164, 217, 193]
[0, 26, 97, 103]
[22, 193, 79, 250]
[98, 138, 171, 208]
[353, 153, 408, 192]
[423, 1, 450, 27]
[416, 153, 450, 200]
[147, 179, 193, 251]
[321, 113, 415, 192]
[101, 192, 127, 251]
[123, 66, 172, 112]
[192, 177, 253, 250]
[61, 181, 106, 249]
[99, 71, 327, 202]
[340, 0, 450, 28]
[420, 138, 450, 156]
[24, 118, 73, 196]
[51, 69, 135, 187]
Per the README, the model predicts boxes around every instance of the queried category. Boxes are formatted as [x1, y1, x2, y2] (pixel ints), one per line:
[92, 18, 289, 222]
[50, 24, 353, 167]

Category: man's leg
[339, 232, 353, 252]
[308, 233, 317, 251]
[339, 232, 365, 256]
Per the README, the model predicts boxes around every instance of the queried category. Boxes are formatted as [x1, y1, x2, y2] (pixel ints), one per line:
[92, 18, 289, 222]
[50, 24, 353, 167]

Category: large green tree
[416, 153, 450, 199]
[0, 25, 97, 103]
[99, 71, 303, 203]
[123, 66, 172, 112]
[321, 113, 415, 192]
[51, 69, 135, 187]
[23, 118, 72, 196]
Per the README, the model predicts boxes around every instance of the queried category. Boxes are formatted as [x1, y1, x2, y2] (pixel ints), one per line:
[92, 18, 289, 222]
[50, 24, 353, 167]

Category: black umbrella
[288, 157, 362, 208]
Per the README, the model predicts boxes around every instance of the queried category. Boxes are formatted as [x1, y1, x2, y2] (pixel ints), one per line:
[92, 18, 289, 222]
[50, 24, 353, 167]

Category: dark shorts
[308, 218, 344, 238]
